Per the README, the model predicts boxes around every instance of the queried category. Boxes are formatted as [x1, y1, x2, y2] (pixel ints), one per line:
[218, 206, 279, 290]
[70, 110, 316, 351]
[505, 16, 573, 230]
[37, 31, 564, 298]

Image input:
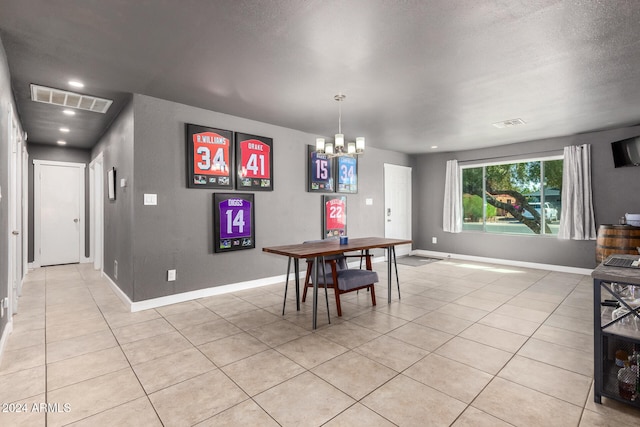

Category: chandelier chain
[338, 98, 342, 134]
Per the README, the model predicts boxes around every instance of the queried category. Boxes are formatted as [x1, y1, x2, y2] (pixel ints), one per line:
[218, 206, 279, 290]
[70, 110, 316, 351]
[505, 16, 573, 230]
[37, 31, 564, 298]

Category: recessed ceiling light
[431, 145, 438, 149]
[492, 118, 526, 129]
[59, 127, 70, 133]
[57, 140, 67, 145]
[68, 80, 84, 88]
[63, 109, 76, 116]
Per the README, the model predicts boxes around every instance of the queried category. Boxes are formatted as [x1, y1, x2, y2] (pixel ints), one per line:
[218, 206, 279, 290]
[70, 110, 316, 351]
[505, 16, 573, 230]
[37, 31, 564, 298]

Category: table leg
[393, 246, 401, 300]
[282, 257, 292, 315]
[294, 258, 300, 311]
[320, 256, 330, 324]
[313, 256, 319, 329]
[387, 246, 392, 303]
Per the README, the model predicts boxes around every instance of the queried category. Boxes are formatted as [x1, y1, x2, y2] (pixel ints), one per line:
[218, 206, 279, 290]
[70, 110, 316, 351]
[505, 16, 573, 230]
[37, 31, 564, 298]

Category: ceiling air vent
[492, 118, 526, 129]
[30, 84, 113, 113]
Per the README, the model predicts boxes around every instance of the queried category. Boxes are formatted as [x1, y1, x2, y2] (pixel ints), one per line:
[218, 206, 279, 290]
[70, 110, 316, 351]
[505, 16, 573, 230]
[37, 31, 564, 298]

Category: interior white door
[384, 163, 412, 256]
[39, 163, 82, 266]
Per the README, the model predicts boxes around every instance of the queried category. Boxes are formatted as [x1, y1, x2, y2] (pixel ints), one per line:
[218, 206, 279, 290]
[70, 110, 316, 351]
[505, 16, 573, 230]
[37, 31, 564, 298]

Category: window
[462, 158, 563, 235]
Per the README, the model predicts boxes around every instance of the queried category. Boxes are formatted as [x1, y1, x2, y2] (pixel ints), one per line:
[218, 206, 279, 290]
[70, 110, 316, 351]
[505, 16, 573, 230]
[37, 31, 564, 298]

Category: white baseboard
[410, 249, 594, 276]
[0, 320, 14, 368]
[99, 250, 592, 313]
[102, 272, 135, 310]
[103, 270, 308, 313]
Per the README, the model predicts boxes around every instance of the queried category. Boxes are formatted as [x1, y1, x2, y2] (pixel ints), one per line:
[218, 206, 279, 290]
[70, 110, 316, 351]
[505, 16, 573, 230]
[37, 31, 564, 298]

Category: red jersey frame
[186, 123, 234, 189]
[235, 132, 273, 191]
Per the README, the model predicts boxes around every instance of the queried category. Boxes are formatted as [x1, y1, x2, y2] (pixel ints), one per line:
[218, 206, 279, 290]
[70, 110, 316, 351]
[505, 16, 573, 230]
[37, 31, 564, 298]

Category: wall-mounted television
[612, 136, 640, 168]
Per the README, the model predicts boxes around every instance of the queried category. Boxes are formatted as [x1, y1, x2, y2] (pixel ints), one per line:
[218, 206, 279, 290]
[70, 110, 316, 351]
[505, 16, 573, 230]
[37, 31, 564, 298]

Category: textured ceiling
[2, 0, 640, 153]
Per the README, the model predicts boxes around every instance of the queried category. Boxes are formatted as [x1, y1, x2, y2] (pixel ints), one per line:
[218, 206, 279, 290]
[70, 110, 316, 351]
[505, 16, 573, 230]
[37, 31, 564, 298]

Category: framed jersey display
[322, 195, 347, 238]
[213, 193, 255, 253]
[235, 132, 273, 191]
[186, 123, 234, 189]
[336, 155, 358, 193]
[307, 145, 334, 192]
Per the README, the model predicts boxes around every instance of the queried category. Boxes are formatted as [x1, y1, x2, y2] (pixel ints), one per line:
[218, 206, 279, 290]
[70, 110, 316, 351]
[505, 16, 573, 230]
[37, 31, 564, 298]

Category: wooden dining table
[262, 237, 412, 329]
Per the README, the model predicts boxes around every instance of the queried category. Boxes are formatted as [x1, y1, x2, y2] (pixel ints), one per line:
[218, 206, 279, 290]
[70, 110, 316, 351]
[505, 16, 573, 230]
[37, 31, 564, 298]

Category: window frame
[460, 154, 563, 236]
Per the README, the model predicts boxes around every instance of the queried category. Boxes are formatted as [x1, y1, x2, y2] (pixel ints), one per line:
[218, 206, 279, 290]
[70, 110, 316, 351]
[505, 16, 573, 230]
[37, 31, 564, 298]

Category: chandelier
[315, 94, 365, 156]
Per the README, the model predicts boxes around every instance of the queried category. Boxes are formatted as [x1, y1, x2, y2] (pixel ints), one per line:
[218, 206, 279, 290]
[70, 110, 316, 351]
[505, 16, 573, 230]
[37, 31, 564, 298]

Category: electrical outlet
[167, 269, 176, 281]
[144, 193, 158, 205]
[432, 237, 437, 244]
[114, 260, 118, 279]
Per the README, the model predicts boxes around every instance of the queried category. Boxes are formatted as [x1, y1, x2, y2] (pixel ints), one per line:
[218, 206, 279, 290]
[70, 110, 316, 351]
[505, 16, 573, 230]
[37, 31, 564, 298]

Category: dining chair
[302, 251, 378, 317]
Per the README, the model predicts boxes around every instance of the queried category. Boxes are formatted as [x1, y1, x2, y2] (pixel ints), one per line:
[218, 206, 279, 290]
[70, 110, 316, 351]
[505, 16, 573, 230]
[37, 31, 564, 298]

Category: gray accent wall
[414, 126, 640, 269]
[91, 99, 135, 299]
[27, 144, 91, 262]
[93, 94, 410, 302]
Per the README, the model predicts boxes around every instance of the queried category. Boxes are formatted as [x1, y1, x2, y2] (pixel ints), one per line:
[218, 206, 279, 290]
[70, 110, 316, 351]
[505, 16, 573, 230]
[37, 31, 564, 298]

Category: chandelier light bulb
[325, 142, 334, 155]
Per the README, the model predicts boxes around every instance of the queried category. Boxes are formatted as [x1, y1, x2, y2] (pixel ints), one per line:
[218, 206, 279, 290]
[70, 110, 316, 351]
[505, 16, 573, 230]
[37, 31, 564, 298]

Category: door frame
[384, 163, 412, 257]
[33, 159, 87, 268]
[22, 144, 29, 278]
[89, 152, 104, 271]
[7, 104, 24, 316]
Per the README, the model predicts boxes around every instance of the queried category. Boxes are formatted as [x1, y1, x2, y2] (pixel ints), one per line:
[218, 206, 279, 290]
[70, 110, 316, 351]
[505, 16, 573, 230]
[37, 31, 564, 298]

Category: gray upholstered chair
[302, 253, 378, 316]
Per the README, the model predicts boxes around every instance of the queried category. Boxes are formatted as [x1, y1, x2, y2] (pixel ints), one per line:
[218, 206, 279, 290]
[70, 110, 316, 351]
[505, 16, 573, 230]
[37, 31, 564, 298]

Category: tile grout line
[8, 262, 611, 426]
[461, 271, 589, 424]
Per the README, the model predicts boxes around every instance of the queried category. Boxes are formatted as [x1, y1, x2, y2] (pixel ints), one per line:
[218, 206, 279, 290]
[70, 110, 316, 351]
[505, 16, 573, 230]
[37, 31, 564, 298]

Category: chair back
[302, 240, 348, 279]
[303, 240, 347, 265]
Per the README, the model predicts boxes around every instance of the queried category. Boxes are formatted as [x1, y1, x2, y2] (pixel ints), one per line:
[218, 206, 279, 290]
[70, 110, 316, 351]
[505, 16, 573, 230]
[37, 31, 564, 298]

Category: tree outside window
[462, 159, 563, 235]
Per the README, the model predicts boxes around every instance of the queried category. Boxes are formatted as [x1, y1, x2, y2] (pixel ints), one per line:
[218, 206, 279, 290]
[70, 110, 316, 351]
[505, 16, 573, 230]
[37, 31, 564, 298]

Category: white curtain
[558, 144, 597, 240]
[443, 159, 462, 233]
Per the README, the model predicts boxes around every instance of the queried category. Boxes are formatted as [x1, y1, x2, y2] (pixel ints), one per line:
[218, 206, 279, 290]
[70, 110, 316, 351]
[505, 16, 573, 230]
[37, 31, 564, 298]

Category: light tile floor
[1, 260, 640, 426]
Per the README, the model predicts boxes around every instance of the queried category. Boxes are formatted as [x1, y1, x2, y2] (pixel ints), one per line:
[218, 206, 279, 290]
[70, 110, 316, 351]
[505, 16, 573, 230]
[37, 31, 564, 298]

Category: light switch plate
[365, 198, 373, 205]
[144, 194, 157, 205]
[120, 178, 127, 187]
[167, 269, 176, 281]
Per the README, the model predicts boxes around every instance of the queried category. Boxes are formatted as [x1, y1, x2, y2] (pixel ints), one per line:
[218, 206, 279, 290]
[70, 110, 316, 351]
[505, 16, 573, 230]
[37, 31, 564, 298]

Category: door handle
[73, 218, 79, 223]
[12, 230, 19, 235]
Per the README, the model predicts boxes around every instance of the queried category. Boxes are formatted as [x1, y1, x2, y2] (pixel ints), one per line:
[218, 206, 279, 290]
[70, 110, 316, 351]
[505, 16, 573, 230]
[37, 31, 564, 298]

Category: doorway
[384, 163, 412, 256]
[33, 160, 86, 267]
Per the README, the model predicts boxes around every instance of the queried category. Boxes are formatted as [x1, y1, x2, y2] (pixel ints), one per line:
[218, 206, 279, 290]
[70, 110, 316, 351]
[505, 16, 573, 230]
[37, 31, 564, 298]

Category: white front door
[384, 163, 412, 256]
[35, 161, 85, 266]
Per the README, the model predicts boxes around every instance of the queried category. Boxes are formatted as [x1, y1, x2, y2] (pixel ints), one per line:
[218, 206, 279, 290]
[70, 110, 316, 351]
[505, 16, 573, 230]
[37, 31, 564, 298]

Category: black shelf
[600, 346, 640, 407]
[592, 261, 640, 407]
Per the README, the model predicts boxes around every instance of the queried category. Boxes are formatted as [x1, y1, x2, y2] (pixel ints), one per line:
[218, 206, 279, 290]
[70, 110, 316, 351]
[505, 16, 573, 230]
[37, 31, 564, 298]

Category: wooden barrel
[596, 224, 640, 262]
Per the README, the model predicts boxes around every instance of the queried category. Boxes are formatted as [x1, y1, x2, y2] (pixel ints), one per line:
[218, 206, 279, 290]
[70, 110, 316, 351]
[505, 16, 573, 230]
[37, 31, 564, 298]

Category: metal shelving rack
[592, 256, 640, 407]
